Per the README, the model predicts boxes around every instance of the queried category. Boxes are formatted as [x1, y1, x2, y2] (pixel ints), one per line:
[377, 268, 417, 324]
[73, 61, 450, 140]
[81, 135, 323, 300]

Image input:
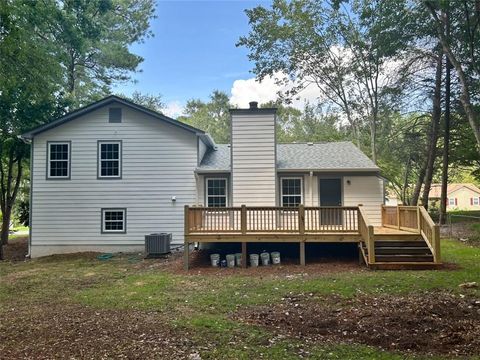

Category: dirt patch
[234, 292, 480, 356]
[0, 303, 204, 359]
[166, 249, 365, 277]
[441, 223, 480, 247]
[2, 236, 28, 261]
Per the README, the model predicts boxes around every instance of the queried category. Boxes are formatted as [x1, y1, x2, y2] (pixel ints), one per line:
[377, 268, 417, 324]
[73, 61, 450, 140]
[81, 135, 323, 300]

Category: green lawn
[1, 239, 479, 359]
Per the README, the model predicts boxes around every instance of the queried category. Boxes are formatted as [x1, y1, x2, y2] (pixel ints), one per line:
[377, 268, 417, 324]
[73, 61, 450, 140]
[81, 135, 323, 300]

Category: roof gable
[429, 183, 480, 198]
[21, 95, 206, 139]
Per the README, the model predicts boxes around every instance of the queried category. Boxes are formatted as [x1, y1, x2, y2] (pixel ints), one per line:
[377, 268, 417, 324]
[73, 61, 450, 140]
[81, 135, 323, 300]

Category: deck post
[367, 225, 375, 264]
[298, 204, 305, 234]
[396, 206, 401, 229]
[432, 224, 441, 263]
[184, 205, 190, 271]
[241, 205, 247, 235]
[241, 242, 247, 268]
[299, 241, 306, 266]
[416, 206, 421, 232]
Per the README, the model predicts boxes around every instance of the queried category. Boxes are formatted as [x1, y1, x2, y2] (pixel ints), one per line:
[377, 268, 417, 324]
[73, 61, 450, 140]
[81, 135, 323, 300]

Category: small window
[109, 108, 122, 123]
[281, 177, 303, 207]
[47, 142, 70, 179]
[206, 178, 227, 207]
[98, 141, 122, 178]
[448, 198, 456, 206]
[473, 197, 480, 206]
[102, 208, 126, 233]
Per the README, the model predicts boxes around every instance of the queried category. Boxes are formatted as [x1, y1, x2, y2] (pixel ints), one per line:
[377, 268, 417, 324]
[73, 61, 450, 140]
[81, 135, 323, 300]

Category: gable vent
[109, 107, 122, 123]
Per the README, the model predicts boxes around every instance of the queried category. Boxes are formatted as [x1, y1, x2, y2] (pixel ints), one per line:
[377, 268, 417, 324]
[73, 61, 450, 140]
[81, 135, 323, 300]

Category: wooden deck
[183, 205, 441, 270]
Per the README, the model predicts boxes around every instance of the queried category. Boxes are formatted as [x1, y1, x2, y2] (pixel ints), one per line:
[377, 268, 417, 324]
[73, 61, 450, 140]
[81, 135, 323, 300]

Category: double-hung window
[473, 197, 480, 206]
[448, 198, 456, 206]
[47, 142, 70, 179]
[101, 208, 126, 233]
[281, 177, 303, 207]
[98, 141, 122, 178]
[206, 178, 228, 207]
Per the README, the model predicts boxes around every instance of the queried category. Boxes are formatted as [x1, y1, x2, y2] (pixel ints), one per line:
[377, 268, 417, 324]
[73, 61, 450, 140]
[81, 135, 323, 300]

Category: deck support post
[358, 245, 365, 265]
[432, 224, 441, 263]
[299, 241, 305, 266]
[184, 205, 190, 271]
[241, 242, 247, 268]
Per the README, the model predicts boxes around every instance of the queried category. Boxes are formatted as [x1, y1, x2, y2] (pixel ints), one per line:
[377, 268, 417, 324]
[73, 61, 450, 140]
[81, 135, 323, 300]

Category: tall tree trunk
[426, 2, 480, 155]
[421, 50, 443, 209]
[439, 9, 451, 225]
[411, 166, 427, 206]
[0, 147, 24, 258]
[402, 157, 412, 204]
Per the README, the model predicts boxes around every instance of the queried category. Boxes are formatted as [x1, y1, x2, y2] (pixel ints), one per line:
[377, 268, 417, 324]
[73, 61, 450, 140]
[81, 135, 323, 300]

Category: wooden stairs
[360, 238, 442, 270]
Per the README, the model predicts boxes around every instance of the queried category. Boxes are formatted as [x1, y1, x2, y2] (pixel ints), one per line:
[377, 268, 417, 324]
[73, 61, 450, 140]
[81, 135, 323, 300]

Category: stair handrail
[358, 205, 375, 263]
[418, 206, 441, 263]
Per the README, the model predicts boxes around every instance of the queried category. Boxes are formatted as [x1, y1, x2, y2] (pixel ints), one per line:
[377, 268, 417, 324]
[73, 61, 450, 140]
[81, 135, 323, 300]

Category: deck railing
[418, 206, 441, 263]
[381, 205, 419, 232]
[358, 206, 375, 263]
[382, 205, 440, 263]
[185, 205, 360, 235]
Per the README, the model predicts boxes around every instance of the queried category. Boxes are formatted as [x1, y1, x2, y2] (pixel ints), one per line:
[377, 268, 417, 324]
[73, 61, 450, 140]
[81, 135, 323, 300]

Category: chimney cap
[249, 101, 258, 109]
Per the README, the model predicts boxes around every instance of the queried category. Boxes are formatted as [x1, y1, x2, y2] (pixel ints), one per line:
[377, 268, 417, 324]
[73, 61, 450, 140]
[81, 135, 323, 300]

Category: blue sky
[115, 0, 273, 115]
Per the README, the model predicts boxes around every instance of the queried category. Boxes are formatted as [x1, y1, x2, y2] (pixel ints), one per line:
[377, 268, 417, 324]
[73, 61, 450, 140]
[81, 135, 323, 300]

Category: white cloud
[163, 100, 184, 118]
[229, 74, 320, 109]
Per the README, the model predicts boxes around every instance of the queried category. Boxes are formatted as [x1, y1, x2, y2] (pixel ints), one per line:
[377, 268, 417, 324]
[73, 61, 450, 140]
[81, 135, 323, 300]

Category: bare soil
[165, 249, 365, 277]
[0, 303, 203, 360]
[234, 292, 480, 357]
[2, 236, 28, 261]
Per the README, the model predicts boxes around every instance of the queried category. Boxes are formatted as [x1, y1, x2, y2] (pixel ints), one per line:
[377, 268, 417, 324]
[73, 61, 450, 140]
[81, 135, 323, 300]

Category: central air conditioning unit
[145, 233, 171, 258]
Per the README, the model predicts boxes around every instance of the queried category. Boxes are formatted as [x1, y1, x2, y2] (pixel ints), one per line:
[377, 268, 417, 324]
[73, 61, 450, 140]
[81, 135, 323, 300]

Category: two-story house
[22, 95, 385, 258]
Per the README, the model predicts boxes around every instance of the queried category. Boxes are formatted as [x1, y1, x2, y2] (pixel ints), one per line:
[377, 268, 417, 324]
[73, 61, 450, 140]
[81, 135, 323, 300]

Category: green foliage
[178, 91, 231, 143]
[119, 91, 165, 113]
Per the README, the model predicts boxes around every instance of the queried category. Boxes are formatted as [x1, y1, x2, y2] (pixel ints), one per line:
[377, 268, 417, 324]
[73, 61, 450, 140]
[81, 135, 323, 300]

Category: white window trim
[98, 140, 122, 179]
[473, 197, 480, 206]
[448, 198, 456, 206]
[205, 177, 228, 207]
[101, 208, 126, 233]
[280, 177, 303, 207]
[47, 141, 70, 179]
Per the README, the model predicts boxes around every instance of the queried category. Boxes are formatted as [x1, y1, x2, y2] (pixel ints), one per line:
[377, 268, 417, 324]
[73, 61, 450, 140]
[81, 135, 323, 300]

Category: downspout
[310, 171, 314, 206]
[194, 172, 200, 206]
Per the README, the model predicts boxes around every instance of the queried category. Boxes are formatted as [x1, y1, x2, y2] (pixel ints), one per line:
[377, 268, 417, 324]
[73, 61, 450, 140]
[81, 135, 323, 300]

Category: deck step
[369, 247, 432, 255]
[369, 262, 442, 270]
[361, 237, 437, 268]
[374, 240, 426, 247]
[374, 254, 434, 262]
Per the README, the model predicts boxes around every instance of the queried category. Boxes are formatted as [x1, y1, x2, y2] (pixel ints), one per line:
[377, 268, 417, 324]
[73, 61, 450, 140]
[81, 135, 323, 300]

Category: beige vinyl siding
[343, 175, 384, 226]
[231, 113, 276, 206]
[446, 187, 480, 210]
[31, 105, 198, 256]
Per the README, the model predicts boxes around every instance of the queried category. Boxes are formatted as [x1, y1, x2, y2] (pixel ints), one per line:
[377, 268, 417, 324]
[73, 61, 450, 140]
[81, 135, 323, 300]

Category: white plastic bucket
[210, 253, 220, 267]
[260, 252, 270, 266]
[249, 254, 259, 267]
[226, 254, 236, 268]
[271, 251, 281, 265]
[235, 253, 242, 267]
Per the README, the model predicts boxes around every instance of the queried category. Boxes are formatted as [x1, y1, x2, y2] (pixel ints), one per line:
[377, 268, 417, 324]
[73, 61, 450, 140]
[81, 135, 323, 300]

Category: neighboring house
[429, 183, 480, 211]
[22, 96, 384, 257]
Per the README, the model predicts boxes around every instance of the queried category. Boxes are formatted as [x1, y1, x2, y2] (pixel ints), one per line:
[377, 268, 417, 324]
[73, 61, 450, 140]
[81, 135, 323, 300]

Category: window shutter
[471, 198, 474, 205]
[455, 198, 458, 205]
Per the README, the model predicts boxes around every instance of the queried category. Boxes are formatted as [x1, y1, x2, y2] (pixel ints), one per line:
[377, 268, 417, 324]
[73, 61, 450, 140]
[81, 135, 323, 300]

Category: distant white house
[22, 96, 384, 257]
[429, 183, 480, 211]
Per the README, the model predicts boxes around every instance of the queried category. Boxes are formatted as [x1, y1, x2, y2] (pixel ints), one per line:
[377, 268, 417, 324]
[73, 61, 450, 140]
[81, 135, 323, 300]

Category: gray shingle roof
[198, 142, 379, 172]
